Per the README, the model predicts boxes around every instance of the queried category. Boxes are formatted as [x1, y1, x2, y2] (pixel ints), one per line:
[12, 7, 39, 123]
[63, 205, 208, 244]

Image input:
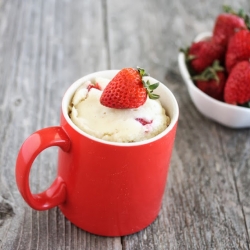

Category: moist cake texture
[69, 77, 170, 142]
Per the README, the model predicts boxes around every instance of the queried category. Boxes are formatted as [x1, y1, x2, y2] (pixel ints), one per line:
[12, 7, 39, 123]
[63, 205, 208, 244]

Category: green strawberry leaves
[143, 80, 160, 100]
[137, 66, 160, 100]
[223, 5, 250, 30]
[137, 67, 149, 77]
[192, 60, 224, 83]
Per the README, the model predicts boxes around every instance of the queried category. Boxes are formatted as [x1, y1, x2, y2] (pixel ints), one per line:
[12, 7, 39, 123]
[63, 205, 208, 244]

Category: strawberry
[186, 38, 225, 74]
[192, 60, 226, 101]
[87, 82, 101, 91]
[224, 60, 250, 105]
[225, 29, 250, 73]
[135, 118, 152, 126]
[212, 6, 248, 48]
[100, 67, 159, 109]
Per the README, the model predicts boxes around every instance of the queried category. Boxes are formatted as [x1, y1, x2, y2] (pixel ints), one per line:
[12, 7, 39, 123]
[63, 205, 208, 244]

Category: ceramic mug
[16, 70, 179, 236]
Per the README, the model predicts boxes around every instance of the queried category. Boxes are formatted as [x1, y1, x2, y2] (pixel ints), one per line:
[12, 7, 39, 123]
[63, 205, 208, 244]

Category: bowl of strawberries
[178, 6, 250, 128]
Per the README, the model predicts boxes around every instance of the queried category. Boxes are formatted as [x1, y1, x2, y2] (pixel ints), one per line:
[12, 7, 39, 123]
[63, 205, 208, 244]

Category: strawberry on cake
[69, 67, 170, 143]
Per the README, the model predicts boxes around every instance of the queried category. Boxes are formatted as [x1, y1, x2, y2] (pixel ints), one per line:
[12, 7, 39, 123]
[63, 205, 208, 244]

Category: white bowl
[178, 31, 250, 129]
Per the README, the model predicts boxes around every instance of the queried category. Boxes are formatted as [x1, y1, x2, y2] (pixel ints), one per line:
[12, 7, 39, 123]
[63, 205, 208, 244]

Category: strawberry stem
[223, 5, 250, 29]
[137, 66, 149, 77]
[143, 80, 160, 100]
[223, 5, 237, 15]
[180, 47, 196, 62]
[192, 60, 224, 83]
[137, 67, 160, 100]
[244, 14, 250, 29]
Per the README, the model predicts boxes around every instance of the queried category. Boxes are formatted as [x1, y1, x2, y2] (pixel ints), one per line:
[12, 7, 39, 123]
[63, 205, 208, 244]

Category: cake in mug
[68, 67, 170, 142]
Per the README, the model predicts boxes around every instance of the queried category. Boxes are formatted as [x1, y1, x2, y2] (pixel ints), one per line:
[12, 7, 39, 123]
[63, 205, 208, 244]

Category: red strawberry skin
[195, 71, 226, 101]
[100, 68, 147, 109]
[188, 39, 225, 74]
[212, 13, 247, 48]
[135, 118, 152, 126]
[226, 30, 250, 73]
[87, 83, 101, 92]
[224, 61, 250, 105]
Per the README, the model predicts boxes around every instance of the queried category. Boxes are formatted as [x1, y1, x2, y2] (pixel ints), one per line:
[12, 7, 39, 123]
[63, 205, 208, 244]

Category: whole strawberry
[100, 67, 159, 109]
[187, 38, 225, 74]
[226, 29, 250, 73]
[224, 61, 250, 105]
[212, 6, 248, 48]
[192, 60, 226, 101]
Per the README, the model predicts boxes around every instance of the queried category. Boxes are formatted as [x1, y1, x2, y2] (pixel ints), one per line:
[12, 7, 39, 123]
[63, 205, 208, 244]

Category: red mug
[16, 70, 179, 236]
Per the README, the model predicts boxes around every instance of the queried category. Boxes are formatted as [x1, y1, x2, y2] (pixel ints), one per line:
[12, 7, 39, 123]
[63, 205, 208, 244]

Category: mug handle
[16, 126, 71, 211]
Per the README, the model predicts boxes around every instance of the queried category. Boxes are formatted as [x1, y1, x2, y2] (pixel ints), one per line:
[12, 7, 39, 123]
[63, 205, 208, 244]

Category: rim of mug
[62, 70, 179, 147]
